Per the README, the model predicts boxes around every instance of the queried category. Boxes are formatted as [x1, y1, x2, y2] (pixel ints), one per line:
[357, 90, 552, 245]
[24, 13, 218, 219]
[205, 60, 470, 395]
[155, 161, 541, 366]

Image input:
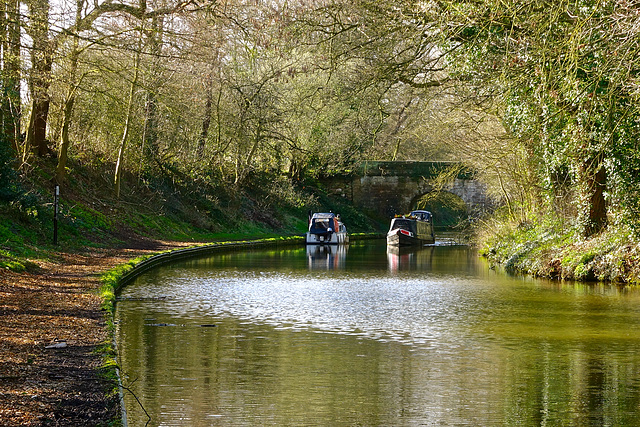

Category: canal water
[115, 241, 640, 426]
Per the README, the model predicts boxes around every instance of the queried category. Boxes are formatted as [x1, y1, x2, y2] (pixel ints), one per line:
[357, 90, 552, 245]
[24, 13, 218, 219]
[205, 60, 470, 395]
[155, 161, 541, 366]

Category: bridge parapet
[358, 161, 474, 179]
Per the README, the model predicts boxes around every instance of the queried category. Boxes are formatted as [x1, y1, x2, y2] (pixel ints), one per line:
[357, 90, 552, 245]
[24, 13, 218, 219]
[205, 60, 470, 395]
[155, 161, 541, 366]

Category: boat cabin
[309, 212, 341, 235]
[389, 218, 418, 234]
[409, 210, 432, 222]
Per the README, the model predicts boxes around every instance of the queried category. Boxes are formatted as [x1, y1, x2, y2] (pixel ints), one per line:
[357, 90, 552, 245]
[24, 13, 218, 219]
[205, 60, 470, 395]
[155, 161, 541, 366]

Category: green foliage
[437, 0, 640, 237]
[0, 253, 27, 272]
[415, 191, 467, 229]
[0, 133, 19, 202]
[558, 249, 599, 281]
[59, 203, 116, 245]
[0, 192, 52, 261]
[478, 207, 568, 270]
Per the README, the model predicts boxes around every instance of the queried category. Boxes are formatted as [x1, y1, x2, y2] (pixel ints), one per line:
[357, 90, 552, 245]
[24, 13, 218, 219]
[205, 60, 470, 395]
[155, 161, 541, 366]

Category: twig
[120, 384, 152, 427]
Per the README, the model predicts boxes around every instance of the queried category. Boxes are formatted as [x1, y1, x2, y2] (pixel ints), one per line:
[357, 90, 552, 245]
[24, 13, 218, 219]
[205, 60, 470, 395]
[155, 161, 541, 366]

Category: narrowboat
[306, 212, 349, 245]
[386, 210, 435, 246]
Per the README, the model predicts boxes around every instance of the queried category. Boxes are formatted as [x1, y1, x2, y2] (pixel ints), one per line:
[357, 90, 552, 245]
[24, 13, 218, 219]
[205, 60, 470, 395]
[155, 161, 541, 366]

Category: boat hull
[386, 229, 432, 246]
[306, 231, 349, 245]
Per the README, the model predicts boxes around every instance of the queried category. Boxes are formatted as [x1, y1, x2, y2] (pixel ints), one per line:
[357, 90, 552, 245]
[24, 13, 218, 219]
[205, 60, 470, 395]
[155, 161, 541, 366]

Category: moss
[96, 255, 153, 426]
[100, 257, 149, 315]
[1, 260, 26, 272]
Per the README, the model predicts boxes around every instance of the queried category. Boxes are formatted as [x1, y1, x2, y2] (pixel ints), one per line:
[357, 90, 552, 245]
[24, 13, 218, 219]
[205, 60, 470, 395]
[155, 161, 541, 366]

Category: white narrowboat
[306, 212, 349, 245]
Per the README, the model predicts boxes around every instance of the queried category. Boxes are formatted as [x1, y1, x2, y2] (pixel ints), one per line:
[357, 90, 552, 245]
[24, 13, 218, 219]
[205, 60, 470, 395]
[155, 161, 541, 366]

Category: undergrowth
[477, 208, 640, 285]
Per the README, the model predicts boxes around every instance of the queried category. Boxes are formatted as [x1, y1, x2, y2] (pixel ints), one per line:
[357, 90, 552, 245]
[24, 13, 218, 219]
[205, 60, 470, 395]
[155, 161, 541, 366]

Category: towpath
[0, 239, 196, 426]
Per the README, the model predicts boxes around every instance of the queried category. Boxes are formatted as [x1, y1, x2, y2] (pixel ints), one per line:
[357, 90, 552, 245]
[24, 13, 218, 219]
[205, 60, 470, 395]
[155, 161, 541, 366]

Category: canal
[115, 240, 640, 426]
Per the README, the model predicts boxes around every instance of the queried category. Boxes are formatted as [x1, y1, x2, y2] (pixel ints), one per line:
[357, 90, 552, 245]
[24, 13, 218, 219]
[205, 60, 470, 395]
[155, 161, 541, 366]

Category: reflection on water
[387, 245, 434, 272]
[306, 244, 348, 270]
[116, 241, 640, 426]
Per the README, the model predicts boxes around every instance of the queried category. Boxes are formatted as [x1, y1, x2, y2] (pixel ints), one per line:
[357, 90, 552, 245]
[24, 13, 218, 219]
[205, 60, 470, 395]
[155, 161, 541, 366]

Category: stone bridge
[321, 161, 494, 220]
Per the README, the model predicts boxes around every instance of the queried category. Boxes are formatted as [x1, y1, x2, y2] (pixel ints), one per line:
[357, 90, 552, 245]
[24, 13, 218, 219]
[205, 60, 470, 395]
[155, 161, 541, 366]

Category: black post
[53, 185, 59, 245]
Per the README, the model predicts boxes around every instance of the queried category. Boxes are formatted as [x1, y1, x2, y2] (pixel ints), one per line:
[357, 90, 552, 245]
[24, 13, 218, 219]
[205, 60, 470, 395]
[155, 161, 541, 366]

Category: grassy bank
[0, 156, 383, 272]
[477, 214, 640, 285]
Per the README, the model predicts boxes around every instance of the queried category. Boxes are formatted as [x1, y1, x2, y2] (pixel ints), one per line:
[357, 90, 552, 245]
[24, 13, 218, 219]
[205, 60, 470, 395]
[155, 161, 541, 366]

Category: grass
[96, 255, 151, 427]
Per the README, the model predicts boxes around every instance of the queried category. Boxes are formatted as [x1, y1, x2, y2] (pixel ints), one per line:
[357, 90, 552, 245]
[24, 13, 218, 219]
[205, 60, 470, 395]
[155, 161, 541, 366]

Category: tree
[1, 0, 21, 153]
[55, 0, 86, 184]
[114, 29, 143, 199]
[25, 0, 54, 157]
[429, 0, 640, 237]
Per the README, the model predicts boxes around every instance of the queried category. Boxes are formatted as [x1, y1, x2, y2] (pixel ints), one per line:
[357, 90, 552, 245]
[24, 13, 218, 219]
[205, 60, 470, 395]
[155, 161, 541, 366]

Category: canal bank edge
[478, 224, 640, 285]
[100, 233, 382, 425]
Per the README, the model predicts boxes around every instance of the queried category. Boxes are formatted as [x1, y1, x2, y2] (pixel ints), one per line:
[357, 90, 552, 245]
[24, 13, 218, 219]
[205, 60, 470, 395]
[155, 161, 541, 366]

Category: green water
[115, 241, 640, 426]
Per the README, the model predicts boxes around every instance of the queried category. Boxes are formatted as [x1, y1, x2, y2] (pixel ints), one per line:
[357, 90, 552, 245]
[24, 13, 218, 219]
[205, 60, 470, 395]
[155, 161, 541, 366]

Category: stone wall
[321, 162, 494, 220]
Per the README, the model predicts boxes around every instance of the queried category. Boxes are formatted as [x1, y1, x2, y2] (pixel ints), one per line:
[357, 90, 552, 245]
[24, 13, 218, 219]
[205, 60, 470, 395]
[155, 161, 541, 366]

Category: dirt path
[0, 240, 195, 426]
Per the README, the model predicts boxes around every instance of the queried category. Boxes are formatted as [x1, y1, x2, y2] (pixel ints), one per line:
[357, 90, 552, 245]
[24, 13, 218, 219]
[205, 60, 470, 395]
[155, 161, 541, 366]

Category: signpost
[53, 185, 59, 245]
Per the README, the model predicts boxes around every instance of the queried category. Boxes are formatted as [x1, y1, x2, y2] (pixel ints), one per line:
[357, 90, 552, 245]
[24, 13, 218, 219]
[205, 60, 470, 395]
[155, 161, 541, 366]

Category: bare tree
[114, 28, 143, 199]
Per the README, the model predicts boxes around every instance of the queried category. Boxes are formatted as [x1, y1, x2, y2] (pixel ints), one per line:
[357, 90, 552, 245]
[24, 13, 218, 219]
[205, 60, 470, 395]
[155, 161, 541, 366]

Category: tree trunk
[143, 91, 158, 159]
[1, 1, 5, 133]
[142, 15, 163, 162]
[26, 95, 51, 156]
[578, 155, 607, 238]
[25, 0, 53, 157]
[114, 39, 142, 199]
[197, 71, 213, 158]
[1, 0, 21, 151]
[390, 98, 412, 161]
[235, 119, 263, 184]
[55, 92, 75, 184]
[55, 0, 83, 184]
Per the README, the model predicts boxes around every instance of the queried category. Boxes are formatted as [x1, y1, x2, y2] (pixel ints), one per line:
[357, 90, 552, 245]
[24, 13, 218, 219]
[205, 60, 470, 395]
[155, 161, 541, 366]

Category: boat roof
[311, 212, 337, 219]
[410, 210, 432, 217]
[391, 217, 412, 222]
